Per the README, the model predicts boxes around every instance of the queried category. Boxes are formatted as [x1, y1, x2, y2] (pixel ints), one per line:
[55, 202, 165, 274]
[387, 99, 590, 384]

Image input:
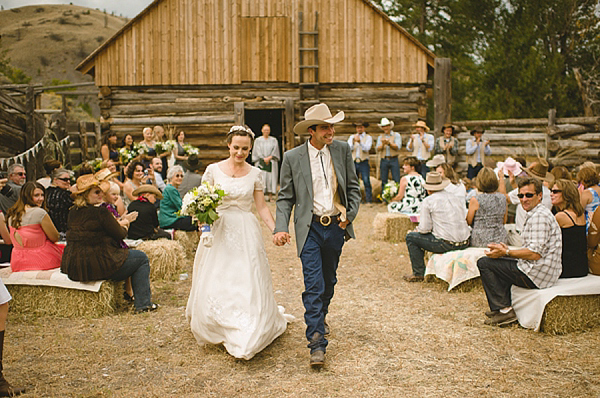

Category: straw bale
[136, 239, 187, 280]
[425, 274, 483, 292]
[360, 177, 382, 202]
[540, 294, 600, 335]
[7, 281, 126, 318]
[174, 230, 200, 260]
[372, 212, 416, 242]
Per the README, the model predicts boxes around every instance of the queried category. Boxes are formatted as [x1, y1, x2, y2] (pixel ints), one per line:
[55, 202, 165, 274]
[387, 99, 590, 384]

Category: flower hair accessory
[227, 125, 255, 138]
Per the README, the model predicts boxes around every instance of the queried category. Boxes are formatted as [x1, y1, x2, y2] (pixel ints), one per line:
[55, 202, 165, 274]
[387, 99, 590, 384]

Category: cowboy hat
[293, 103, 345, 134]
[470, 126, 485, 135]
[441, 123, 455, 134]
[72, 174, 110, 196]
[426, 154, 446, 168]
[524, 159, 554, 183]
[496, 157, 523, 177]
[132, 184, 163, 200]
[412, 120, 430, 132]
[94, 168, 119, 182]
[352, 120, 369, 128]
[183, 154, 202, 172]
[378, 117, 395, 130]
[423, 171, 451, 191]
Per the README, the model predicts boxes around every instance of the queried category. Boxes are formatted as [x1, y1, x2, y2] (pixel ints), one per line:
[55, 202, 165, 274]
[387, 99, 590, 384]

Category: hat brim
[424, 178, 451, 191]
[378, 121, 395, 130]
[470, 130, 485, 135]
[523, 168, 554, 183]
[71, 180, 110, 196]
[293, 111, 345, 134]
[96, 171, 120, 181]
[352, 122, 369, 127]
[497, 162, 523, 177]
[426, 159, 445, 168]
[183, 160, 202, 171]
[412, 123, 430, 132]
[132, 185, 164, 200]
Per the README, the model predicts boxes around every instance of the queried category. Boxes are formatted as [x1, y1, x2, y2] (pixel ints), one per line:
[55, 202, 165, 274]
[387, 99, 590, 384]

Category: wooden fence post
[284, 98, 295, 150]
[434, 58, 452, 135]
[24, 86, 35, 178]
[547, 109, 556, 159]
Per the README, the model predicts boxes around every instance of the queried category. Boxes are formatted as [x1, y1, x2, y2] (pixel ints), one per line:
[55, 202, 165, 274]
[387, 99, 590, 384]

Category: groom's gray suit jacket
[274, 140, 362, 256]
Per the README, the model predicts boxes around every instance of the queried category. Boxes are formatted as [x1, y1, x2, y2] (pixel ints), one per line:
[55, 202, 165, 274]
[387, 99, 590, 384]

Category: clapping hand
[485, 242, 508, 258]
[122, 211, 138, 223]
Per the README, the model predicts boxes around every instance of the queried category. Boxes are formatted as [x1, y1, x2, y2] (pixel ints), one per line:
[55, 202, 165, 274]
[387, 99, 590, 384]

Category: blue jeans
[380, 157, 400, 187]
[354, 160, 372, 202]
[468, 163, 483, 179]
[405, 232, 469, 277]
[299, 221, 346, 353]
[477, 257, 537, 311]
[419, 163, 430, 179]
[109, 249, 152, 311]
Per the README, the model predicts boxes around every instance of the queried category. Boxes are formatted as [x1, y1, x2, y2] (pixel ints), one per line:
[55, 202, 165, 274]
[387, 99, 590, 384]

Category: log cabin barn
[76, 0, 435, 166]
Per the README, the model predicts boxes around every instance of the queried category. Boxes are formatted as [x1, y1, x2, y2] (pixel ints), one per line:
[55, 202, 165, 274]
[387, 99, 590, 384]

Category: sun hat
[412, 120, 430, 132]
[183, 154, 202, 171]
[377, 117, 395, 130]
[470, 126, 485, 135]
[94, 168, 119, 182]
[352, 120, 369, 128]
[496, 157, 523, 177]
[293, 103, 345, 134]
[72, 174, 110, 195]
[132, 184, 163, 200]
[423, 171, 451, 191]
[523, 159, 554, 183]
[426, 154, 447, 168]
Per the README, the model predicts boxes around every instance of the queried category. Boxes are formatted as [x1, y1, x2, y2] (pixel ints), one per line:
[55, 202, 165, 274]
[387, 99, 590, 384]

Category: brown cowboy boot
[0, 331, 25, 397]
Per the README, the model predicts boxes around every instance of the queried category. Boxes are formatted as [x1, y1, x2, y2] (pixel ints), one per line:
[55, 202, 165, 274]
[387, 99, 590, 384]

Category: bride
[186, 125, 293, 360]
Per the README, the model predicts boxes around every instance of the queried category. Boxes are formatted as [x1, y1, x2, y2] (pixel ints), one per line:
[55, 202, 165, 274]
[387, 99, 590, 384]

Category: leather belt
[313, 214, 340, 227]
[440, 237, 470, 247]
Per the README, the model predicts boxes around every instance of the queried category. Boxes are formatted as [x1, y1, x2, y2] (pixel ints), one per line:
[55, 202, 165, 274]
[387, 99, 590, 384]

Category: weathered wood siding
[79, 0, 434, 86]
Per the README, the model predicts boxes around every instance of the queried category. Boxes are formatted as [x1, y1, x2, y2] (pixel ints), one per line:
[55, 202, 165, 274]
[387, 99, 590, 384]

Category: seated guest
[101, 181, 138, 246]
[128, 185, 171, 240]
[388, 156, 426, 214]
[45, 168, 74, 237]
[61, 175, 158, 313]
[467, 167, 507, 247]
[576, 166, 600, 232]
[159, 166, 198, 231]
[587, 207, 600, 275]
[37, 159, 61, 188]
[178, 154, 203, 198]
[149, 157, 166, 191]
[0, 212, 12, 263]
[0, 164, 26, 214]
[436, 162, 466, 203]
[476, 178, 562, 326]
[123, 161, 158, 208]
[404, 172, 471, 282]
[551, 179, 587, 278]
[6, 182, 64, 272]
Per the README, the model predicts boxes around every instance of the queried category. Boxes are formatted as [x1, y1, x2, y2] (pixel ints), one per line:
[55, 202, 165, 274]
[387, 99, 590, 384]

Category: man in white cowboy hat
[404, 172, 471, 282]
[433, 123, 459, 166]
[347, 120, 373, 203]
[465, 126, 491, 179]
[273, 103, 361, 368]
[375, 117, 402, 188]
[407, 120, 434, 178]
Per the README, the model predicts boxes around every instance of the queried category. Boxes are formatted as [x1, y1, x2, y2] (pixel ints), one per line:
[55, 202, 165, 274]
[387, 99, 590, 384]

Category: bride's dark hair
[226, 125, 255, 145]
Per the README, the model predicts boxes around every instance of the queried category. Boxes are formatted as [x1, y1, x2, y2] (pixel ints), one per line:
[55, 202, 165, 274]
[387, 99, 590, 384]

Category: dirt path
[8, 203, 600, 397]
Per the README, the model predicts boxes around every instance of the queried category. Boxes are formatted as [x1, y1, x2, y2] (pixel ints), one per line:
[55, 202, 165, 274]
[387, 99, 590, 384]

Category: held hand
[263, 157, 271, 165]
[485, 243, 508, 258]
[273, 232, 291, 246]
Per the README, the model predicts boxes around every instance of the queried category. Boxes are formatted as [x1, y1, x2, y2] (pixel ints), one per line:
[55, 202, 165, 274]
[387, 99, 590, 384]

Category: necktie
[318, 150, 329, 189]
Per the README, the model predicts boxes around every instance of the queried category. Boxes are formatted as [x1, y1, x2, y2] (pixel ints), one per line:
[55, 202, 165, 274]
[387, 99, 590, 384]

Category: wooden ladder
[298, 11, 319, 114]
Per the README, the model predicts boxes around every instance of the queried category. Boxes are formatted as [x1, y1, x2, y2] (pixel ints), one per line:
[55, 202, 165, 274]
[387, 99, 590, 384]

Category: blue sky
[0, 0, 153, 18]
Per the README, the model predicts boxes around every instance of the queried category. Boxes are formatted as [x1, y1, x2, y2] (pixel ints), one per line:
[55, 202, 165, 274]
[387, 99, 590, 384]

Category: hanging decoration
[0, 135, 70, 170]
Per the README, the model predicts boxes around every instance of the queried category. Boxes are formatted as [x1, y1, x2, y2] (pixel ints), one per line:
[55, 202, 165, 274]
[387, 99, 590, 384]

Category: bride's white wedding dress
[186, 163, 292, 360]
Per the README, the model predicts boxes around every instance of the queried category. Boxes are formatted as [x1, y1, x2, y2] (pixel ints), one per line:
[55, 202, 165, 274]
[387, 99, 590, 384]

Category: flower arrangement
[89, 157, 104, 171]
[183, 144, 199, 155]
[179, 182, 226, 225]
[381, 181, 399, 202]
[154, 140, 175, 155]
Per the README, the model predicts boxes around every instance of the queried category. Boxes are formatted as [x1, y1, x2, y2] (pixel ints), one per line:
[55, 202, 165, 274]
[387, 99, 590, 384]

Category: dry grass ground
[6, 203, 600, 397]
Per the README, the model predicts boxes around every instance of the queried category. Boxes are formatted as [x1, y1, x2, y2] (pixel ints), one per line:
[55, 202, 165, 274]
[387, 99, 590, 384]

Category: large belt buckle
[319, 215, 332, 226]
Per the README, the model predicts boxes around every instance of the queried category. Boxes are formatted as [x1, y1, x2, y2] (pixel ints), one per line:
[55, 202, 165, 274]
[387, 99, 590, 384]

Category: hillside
[0, 4, 127, 85]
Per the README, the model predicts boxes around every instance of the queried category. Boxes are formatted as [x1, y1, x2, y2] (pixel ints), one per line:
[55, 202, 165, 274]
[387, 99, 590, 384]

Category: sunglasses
[12, 172, 26, 177]
[57, 177, 71, 182]
[175, 174, 184, 177]
[551, 189, 562, 194]
[517, 193, 536, 199]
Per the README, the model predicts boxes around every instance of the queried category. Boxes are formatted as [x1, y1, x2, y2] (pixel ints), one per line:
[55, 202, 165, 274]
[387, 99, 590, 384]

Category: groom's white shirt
[307, 141, 337, 217]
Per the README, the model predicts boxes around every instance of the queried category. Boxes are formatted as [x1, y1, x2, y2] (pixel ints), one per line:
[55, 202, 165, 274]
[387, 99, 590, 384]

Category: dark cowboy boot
[0, 331, 25, 397]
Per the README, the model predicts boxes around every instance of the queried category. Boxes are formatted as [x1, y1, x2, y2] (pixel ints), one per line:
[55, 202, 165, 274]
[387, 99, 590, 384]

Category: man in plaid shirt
[477, 177, 562, 326]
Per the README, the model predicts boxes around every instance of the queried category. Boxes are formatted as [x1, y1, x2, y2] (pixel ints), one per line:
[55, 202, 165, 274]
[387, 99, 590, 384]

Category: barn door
[240, 17, 291, 82]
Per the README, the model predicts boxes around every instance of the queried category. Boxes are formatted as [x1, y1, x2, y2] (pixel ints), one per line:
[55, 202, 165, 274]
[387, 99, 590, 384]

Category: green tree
[0, 44, 31, 84]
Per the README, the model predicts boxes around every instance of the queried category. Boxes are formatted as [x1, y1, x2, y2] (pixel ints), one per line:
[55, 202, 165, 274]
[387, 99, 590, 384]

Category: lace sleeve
[202, 164, 214, 185]
[254, 169, 265, 191]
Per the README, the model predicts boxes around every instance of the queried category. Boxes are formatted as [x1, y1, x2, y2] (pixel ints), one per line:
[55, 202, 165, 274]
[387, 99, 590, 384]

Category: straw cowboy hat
[441, 123, 455, 134]
[293, 103, 345, 134]
[470, 126, 485, 135]
[413, 120, 430, 132]
[524, 159, 554, 183]
[183, 154, 202, 172]
[496, 157, 523, 177]
[72, 174, 110, 196]
[426, 154, 447, 168]
[423, 171, 451, 191]
[132, 184, 163, 200]
[377, 117, 395, 130]
[352, 120, 369, 128]
[94, 168, 119, 182]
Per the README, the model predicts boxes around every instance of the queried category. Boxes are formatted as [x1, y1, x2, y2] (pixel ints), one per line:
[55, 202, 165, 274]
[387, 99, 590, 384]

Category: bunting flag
[0, 135, 70, 170]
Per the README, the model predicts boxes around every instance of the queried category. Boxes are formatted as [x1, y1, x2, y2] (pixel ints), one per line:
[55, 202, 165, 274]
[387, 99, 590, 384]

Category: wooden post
[434, 58, 452, 136]
[284, 98, 295, 150]
[234, 102, 245, 126]
[24, 86, 35, 178]
[79, 121, 88, 161]
[547, 108, 556, 159]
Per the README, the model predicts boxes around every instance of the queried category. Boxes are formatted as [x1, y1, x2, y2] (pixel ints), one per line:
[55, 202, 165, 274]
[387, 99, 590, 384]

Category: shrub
[22, 21, 32, 27]
[39, 55, 50, 67]
[48, 33, 63, 42]
[35, 7, 44, 13]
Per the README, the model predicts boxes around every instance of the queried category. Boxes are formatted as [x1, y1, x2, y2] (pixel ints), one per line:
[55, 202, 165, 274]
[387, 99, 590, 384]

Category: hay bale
[372, 212, 416, 243]
[173, 230, 200, 260]
[540, 294, 600, 335]
[360, 177, 382, 202]
[7, 281, 125, 318]
[137, 239, 187, 280]
[424, 274, 483, 292]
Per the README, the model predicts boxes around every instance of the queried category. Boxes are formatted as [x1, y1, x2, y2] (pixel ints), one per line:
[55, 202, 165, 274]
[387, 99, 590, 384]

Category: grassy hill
[0, 4, 127, 85]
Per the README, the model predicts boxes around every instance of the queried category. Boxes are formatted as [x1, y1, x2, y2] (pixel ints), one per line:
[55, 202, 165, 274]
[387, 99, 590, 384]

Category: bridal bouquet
[179, 182, 227, 247]
[381, 181, 399, 203]
[183, 144, 199, 155]
[89, 157, 104, 171]
[154, 140, 175, 155]
[119, 143, 144, 165]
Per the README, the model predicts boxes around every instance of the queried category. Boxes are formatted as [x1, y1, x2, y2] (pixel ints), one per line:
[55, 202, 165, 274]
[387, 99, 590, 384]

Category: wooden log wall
[0, 90, 27, 157]
[101, 83, 427, 167]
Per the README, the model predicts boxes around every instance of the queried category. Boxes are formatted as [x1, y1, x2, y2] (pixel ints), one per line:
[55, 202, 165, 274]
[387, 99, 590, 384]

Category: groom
[273, 103, 361, 367]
